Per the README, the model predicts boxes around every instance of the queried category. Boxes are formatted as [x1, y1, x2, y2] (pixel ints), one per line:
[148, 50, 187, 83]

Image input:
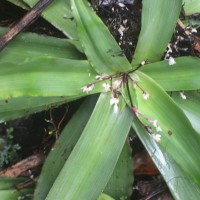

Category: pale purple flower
[180, 91, 186, 100]
[114, 80, 121, 88]
[102, 83, 110, 92]
[152, 134, 161, 142]
[148, 119, 158, 128]
[110, 96, 119, 106]
[81, 84, 94, 94]
[168, 56, 176, 65]
[156, 126, 162, 132]
[143, 92, 149, 100]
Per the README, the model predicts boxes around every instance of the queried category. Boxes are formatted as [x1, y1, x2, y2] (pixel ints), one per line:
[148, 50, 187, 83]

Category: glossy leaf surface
[132, 119, 200, 200]
[45, 93, 133, 200]
[126, 71, 200, 187]
[172, 91, 200, 134]
[71, 0, 132, 74]
[0, 57, 101, 99]
[132, 0, 182, 66]
[34, 96, 98, 200]
[0, 27, 84, 63]
[140, 56, 200, 91]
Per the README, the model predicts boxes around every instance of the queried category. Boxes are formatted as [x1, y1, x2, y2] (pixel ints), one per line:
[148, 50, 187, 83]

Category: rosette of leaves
[0, 0, 200, 199]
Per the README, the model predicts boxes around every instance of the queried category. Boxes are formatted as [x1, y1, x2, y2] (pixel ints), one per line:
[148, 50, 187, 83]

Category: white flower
[152, 134, 161, 142]
[148, 119, 158, 127]
[140, 61, 146, 66]
[191, 28, 197, 33]
[156, 126, 162, 132]
[110, 96, 119, 114]
[102, 83, 110, 92]
[180, 91, 186, 100]
[95, 75, 102, 80]
[118, 25, 125, 36]
[143, 92, 150, 100]
[114, 104, 119, 114]
[114, 80, 121, 88]
[133, 81, 137, 88]
[110, 96, 119, 105]
[168, 56, 176, 65]
[81, 84, 94, 94]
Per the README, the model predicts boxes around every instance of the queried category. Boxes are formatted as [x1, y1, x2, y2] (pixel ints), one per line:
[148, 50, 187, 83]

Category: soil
[0, 1, 199, 200]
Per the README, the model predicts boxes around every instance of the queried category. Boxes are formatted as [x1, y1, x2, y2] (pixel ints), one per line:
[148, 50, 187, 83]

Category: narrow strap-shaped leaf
[104, 141, 133, 199]
[34, 95, 98, 200]
[0, 27, 84, 63]
[20, 0, 78, 39]
[132, 119, 200, 200]
[0, 96, 77, 122]
[71, 0, 132, 74]
[130, 71, 200, 187]
[132, 0, 182, 66]
[0, 57, 102, 99]
[172, 91, 200, 134]
[140, 56, 200, 91]
[45, 93, 133, 200]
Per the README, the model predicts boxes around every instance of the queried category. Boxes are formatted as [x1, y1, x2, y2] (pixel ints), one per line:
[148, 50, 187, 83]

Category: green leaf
[0, 177, 33, 200]
[45, 93, 133, 200]
[132, 0, 182, 66]
[0, 27, 84, 63]
[20, 0, 78, 39]
[104, 142, 133, 199]
[71, 0, 132, 74]
[0, 96, 76, 121]
[183, 0, 200, 15]
[172, 91, 200, 133]
[98, 193, 115, 200]
[132, 119, 200, 200]
[140, 56, 200, 91]
[34, 95, 98, 200]
[129, 71, 200, 187]
[0, 57, 101, 99]
[7, 0, 29, 9]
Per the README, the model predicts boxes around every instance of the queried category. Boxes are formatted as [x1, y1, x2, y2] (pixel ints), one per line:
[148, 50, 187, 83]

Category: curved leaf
[0, 96, 77, 122]
[172, 91, 200, 134]
[34, 95, 98, 200]
[125, 71, 200, 187]
[21, 0, 78, 39]
[71, 0, 132, 74]
[45, 93, 133, 200]
[0, 57, 102, 99]
[132, 0, 182, 66]
[0, 27, 84, 63]
[132, 119, 200, 200]
[140, 56, 200, 91]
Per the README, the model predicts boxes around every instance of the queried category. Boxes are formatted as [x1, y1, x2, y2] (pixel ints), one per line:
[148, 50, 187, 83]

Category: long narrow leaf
[34, 95, 98, 200]
[172, 91, 200, 134]
[132, 119, 200, 200]
[140, 56, 200, 91]
[45, 93, 133, 200]
[0, 57, 101, 99]
[132, 0, 182, 66]
[20, 0, 78, 39]
[71, 0, 132, 74]
[124, 71, 200, 187]
[0, 27, 84, 63]
[0, 96, 76, 122]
